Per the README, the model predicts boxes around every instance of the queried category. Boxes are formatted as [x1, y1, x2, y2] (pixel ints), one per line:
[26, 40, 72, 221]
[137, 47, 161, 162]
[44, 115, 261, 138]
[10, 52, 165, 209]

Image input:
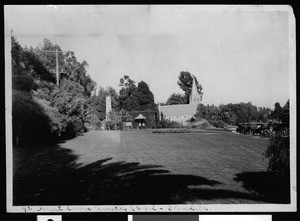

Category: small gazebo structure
[135, 113, 146, 129]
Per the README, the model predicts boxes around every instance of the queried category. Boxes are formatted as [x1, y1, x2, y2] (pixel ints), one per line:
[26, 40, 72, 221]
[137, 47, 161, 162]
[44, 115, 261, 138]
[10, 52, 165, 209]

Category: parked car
[236, 123, 251, 134]
[251, 123, 270, 135]
[236, 122, 271, 135]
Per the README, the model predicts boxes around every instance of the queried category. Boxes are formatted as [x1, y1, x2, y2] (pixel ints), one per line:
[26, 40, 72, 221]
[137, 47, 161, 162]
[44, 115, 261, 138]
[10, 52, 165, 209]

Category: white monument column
[106, 96, 112, 120]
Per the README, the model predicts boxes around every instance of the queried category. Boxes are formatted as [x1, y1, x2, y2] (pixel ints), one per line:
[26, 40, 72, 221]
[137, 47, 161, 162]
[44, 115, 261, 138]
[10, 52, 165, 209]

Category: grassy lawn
[13, 129, 290, 205]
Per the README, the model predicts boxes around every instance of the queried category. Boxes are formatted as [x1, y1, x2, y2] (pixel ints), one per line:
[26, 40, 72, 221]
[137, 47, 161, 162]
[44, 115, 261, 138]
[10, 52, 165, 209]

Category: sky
[5, 5, 293, 109]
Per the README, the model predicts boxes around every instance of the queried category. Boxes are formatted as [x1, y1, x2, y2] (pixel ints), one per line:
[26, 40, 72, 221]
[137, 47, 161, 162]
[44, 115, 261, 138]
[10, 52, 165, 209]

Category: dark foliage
[177, 71, 203, 102]
[197, 100, 288, 127]
[234, 171, 290, 203]
[156, 119, 184, 129]
[166, 93, 188, 105]
[264, 130, 290, 180]
[118, 76, 156, 113]
[12, 75, 37, 92]
[11, 36, 96, 146]
[118, 75, 137, 111]
[131, 81, 156, 111]
[153, 128, 191, 133]
[12, 90, 56, 146]
[128, 109, 158, 129]
[208, 120, 225, 128]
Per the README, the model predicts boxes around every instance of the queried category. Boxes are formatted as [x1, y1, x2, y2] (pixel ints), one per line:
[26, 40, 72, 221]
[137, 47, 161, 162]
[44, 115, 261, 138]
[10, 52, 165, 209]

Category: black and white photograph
[4, 5, 296, 212]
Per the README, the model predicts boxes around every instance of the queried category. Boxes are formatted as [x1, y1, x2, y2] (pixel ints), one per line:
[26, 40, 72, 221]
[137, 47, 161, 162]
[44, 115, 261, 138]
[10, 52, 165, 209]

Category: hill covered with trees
[11, 37, 158, 145]
[12, 36, 97, 146]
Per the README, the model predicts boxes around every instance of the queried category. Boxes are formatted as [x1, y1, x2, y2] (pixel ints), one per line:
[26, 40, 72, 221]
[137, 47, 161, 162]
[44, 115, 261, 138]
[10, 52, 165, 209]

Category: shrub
[12, 75, 37, 92]
[208, 120, 225, 128]
[94, 120, 102, 130]
[152, 128, 191, 133]
[156, 122, 163, 129]
[64, 116, 85, 138]
[35, 97, 67, 137]
[261, 129, 274, 138]
[263, 130, 290, 180]
[12, 89, 54, 146]
[201, 121, 210, 129]
[158, 119, 183, 129]
[85, 113, 102, 130]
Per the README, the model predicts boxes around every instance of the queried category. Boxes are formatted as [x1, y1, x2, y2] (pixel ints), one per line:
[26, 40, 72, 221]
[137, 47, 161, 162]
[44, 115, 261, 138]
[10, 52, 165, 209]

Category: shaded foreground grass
[14, 145, 223, 205]
[13, 130, 290, 205]
[234, 171, 290, 203]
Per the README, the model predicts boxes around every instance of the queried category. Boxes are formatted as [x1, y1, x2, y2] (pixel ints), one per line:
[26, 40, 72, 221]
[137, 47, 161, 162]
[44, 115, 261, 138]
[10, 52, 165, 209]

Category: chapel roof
[159, 104, 198, 117]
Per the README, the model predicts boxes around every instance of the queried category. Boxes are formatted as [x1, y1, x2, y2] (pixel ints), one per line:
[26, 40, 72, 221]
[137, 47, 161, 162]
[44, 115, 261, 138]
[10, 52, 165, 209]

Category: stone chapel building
[158, 75, 201, 125]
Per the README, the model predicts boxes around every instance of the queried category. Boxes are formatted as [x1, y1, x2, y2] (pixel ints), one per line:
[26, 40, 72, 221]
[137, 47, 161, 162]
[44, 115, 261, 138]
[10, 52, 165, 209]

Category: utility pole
[43, 49, 66, 86]
[56, 49, 59, 85]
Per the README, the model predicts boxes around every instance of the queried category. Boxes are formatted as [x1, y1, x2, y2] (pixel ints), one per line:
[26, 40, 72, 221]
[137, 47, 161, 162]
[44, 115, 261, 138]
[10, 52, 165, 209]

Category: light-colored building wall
[168, 115, 193, 121]
[165, 115, 194, 125]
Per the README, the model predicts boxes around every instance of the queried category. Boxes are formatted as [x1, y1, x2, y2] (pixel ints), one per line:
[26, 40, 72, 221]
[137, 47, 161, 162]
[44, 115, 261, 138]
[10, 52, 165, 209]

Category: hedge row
[152, 128, 191, 133]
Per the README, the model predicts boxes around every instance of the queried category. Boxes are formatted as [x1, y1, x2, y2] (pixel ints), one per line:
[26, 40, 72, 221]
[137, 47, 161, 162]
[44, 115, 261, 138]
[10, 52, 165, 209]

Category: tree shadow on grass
[234, 171, 290, 203]
[13, 144, 222, 205]
[13, 144, 276, 205]
[176, 187, 265, 203]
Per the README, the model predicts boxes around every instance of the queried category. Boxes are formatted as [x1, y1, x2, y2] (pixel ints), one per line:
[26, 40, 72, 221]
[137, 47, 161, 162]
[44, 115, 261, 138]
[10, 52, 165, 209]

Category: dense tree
[196, 104, 219, 120]
[12, 90, 53, 146]
[258, 107, 272, 122]
[166, 93, 188, 105]
[177, 71, 203, 103]
[12, 36, 55, 91]
[131, 81, 156, 111]
[197, 101, 290, 126]
[197, 102, 264, 125]
[224, 102, 258, 124]
[33, 38, 65, 74]
[264, 129, 289, 180]
[280, 100, 290, 124]
[218, 104, 237, 125]
[118, 76, 156, 112]
[62, 52, 96, 97]
[264, 100, 290, 181]
[49, 79, 89, 137]
[271, 102, 283, 121]
[12, 36, 97, 145]
[12, 36, 55, 146]
[33, 38, 96, 97]
[86, 94, 102, 119]
[106, 109, 132, 130]
[118, 75, 137, 110]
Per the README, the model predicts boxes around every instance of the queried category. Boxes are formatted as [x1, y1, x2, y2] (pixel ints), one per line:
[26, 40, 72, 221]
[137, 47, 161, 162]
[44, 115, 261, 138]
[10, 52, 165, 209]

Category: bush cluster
[201, 121, 210, 129]
[263, 130, 290, 180]
[152, 128, 191, 133]
[11, 36, 95, 146]
[261, 129, 274, 138]
[208, 120, 225, 128]
[156, 119, 184, 129]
